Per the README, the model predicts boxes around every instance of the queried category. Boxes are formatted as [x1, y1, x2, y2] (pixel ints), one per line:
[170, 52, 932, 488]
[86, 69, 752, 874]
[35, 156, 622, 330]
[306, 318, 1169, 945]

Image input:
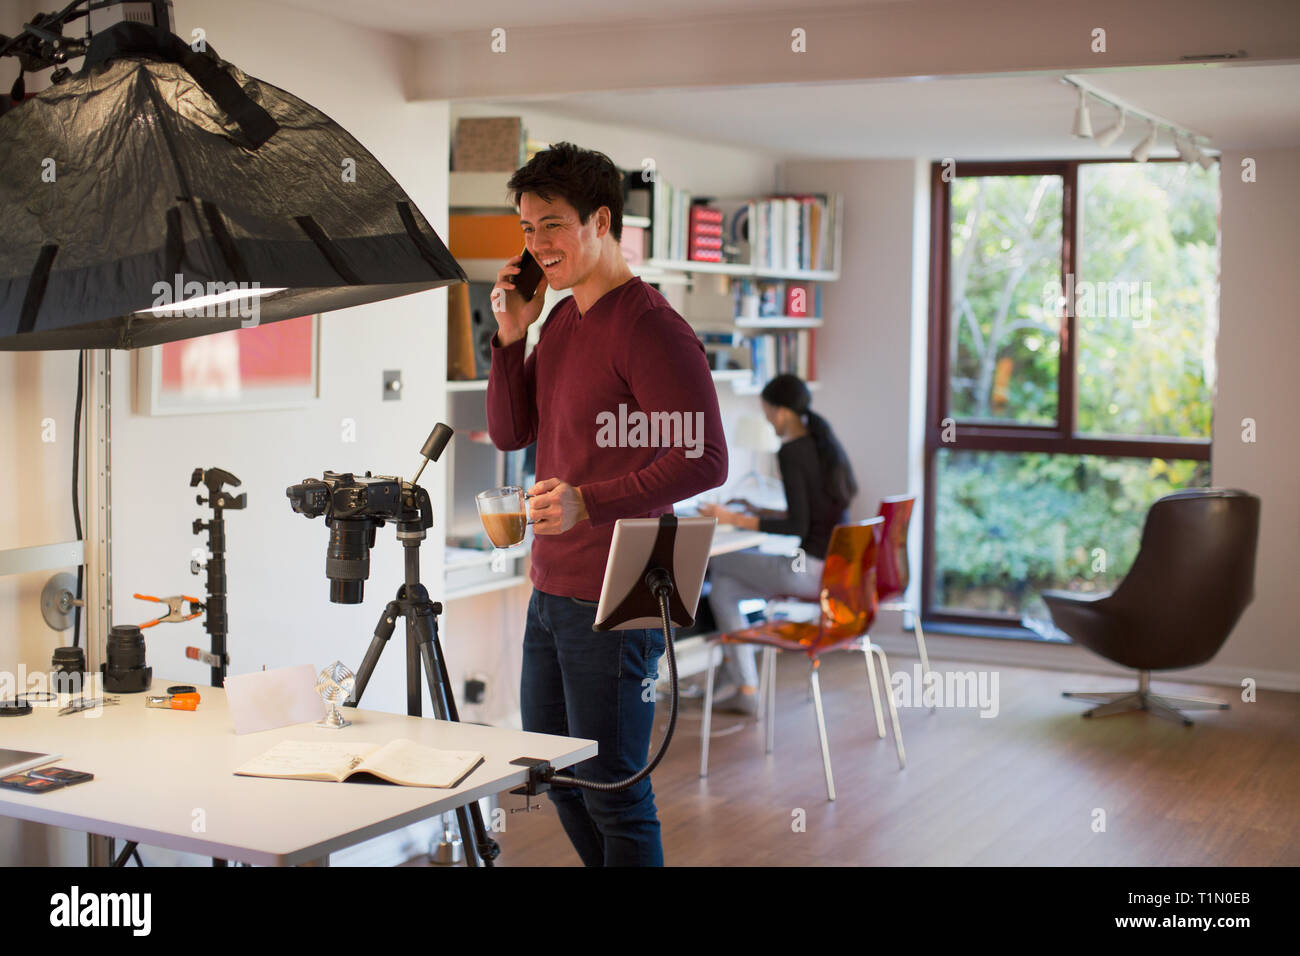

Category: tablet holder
[594, 514, 695, 631]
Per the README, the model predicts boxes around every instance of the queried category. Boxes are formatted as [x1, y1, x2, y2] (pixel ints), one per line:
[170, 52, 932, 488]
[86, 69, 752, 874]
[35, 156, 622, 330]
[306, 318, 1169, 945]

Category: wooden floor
[408, 652, 1300, 866]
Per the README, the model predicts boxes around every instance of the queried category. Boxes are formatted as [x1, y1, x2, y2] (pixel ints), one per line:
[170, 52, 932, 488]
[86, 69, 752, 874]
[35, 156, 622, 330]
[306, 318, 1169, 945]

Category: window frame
[922, 158, 1214, 632]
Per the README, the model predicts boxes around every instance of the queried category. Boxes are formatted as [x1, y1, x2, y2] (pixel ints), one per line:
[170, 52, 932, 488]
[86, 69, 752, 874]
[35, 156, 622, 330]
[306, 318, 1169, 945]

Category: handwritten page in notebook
[234, 740, 378, 782]
[234, 739, 484, 788]
[353, 739, 483, 788]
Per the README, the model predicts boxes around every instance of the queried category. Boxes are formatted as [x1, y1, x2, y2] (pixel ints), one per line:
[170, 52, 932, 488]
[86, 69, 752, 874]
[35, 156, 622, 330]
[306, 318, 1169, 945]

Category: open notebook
[234, 739, 484, 789]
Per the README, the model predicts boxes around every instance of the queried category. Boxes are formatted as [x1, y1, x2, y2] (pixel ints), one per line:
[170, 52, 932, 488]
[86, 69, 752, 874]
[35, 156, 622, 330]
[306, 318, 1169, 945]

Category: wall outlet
[464, 676, 487, 704]
[383, 369, 402, 401]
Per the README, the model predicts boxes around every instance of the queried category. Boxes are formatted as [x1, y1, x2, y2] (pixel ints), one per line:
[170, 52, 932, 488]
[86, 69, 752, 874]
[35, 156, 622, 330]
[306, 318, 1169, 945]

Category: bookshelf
[627, 175, 841, 393]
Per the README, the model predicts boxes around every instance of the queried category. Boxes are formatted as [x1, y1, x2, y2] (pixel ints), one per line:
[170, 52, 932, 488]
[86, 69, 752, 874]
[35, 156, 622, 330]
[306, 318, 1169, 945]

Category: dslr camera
[286, 471, 433, 604]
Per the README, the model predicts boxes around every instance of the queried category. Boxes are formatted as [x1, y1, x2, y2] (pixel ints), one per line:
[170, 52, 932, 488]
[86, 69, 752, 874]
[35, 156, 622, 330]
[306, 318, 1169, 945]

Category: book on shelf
[732, 277, 822, 320]
[746, 329, 814, 384]
[234, 739, 485, 789]
[646, 179, 836, 272]
[750, 193, 835, 272]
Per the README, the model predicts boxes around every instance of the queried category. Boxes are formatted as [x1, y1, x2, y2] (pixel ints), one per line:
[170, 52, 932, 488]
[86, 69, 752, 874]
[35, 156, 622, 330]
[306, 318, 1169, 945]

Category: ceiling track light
[1072, 88, 1093, 138]
[1093, 108, 1127, 148]
[1062, 75, 1217, 165]
[1131, 122, 1159, 163]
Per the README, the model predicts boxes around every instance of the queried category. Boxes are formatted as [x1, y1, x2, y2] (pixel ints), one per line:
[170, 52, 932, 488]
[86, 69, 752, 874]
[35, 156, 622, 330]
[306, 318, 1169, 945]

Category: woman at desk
[698, 373, 858, 713]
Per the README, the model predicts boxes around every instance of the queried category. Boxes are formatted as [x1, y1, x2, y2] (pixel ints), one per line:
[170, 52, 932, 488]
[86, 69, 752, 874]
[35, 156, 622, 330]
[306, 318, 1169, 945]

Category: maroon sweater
[486, 276, 728, 601]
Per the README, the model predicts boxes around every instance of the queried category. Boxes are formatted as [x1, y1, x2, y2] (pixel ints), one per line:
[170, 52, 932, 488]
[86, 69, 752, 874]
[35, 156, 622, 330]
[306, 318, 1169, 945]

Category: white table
[707, 525, 770, 557]
[701, 523, 803, 559]
[0, 679, 595, 866]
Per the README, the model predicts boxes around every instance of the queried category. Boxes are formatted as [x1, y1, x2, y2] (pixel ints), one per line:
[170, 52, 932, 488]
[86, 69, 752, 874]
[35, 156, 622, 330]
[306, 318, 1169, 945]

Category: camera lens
[107, 625, 147, 668]
[325, 520, 371, 604]
[102, 624, 152, 693]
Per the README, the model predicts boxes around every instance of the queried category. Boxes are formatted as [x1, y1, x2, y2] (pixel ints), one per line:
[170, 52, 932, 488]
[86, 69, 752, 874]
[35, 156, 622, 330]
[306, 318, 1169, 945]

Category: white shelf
[731, 378, 822, 395]
[455, 258, 680, 285]
[735, 316, 823, 329]
[646, 258, 750, 276]
[753, 268, 840, 282]
[445, 547, 497, 570]
[444, 575, 527, 601]
[625, 214, 651, 229]
[446, 379, 489, 391]
[646, 258, 840, 282]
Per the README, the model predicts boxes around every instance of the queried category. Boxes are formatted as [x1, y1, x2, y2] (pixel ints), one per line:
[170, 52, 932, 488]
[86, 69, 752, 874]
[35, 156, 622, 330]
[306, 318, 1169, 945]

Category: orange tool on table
[146, 692, 201, 711]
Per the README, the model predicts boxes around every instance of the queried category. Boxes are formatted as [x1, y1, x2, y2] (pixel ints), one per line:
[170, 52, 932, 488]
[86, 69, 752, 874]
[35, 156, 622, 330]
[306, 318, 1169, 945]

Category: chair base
[1063, 684, 1229, 727]
[699, 639, 905, 803]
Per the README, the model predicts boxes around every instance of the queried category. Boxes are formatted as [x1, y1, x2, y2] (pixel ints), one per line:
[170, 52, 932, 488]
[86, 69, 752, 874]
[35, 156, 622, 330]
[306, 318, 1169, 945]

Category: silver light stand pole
[83, 348, 115, 866]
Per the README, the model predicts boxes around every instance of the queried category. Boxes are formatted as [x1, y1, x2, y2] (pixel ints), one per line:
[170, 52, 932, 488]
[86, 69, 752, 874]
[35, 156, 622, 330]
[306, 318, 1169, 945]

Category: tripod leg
[406, 608, 423, 718]
[413, 606, 500, 866]
[348, 600, 400, 708]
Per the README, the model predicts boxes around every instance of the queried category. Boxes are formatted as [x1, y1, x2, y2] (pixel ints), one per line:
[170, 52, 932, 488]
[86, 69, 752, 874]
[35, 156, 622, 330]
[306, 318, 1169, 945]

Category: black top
[757, 435, 846, 561]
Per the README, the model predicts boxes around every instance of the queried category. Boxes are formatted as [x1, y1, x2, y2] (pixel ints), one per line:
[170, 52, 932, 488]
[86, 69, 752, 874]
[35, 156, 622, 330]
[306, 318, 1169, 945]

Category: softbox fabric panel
[0, 22, 466, 350]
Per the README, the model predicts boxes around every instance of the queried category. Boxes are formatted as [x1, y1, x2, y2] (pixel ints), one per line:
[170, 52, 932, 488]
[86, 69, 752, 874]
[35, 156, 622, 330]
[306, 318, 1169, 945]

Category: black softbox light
[0, 21, 466, 350]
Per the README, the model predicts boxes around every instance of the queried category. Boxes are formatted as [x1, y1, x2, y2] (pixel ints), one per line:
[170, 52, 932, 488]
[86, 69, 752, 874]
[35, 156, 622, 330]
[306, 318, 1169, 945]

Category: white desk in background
[0, 679, 594, 866]
[654, 523, 804, 680]
[683, 513, 802, 559]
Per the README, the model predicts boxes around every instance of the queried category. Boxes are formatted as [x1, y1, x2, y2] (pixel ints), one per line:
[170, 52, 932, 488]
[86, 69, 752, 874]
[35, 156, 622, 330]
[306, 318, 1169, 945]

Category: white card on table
[225, 664, 324, 735]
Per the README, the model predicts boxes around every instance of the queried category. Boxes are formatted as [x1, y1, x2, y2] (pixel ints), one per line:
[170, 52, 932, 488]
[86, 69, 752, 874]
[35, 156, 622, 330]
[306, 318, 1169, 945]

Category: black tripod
[344, 520, 500, 867]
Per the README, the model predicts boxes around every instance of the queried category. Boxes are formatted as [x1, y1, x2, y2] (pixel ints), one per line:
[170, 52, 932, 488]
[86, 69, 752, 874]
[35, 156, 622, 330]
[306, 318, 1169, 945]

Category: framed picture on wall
[135, 314, 321, 415]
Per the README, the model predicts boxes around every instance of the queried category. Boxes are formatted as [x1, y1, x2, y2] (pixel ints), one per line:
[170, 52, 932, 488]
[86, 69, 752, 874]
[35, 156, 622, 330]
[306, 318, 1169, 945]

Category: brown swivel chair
[1042, 488, 1260, 726]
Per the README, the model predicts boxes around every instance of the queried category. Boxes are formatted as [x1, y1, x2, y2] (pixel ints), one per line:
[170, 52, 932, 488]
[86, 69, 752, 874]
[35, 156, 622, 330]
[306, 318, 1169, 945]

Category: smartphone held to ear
[513, 249, 545, 302]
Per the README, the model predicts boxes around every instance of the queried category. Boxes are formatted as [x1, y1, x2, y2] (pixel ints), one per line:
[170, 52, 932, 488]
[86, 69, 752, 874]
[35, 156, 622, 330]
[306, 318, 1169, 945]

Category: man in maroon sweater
[486, 143, 727, 866]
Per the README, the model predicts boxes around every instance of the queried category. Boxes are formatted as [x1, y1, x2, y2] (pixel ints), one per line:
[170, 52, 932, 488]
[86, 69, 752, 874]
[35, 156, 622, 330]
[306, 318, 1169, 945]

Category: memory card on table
[0, 772, 66, 793]
[28, 767, 94, 785]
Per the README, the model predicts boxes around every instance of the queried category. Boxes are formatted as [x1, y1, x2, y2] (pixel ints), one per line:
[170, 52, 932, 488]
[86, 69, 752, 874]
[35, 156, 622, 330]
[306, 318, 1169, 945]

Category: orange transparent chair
[874, 495, 936, 719]
[699, 518, 905, 801]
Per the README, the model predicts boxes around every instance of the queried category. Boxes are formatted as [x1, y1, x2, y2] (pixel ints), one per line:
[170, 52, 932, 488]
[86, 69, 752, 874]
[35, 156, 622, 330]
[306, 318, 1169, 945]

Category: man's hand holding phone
[491, 250, 550, 348]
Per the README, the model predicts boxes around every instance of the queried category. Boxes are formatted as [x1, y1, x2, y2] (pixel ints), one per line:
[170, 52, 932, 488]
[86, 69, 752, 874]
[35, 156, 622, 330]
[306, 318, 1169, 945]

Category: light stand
[190, 467, 246, 687]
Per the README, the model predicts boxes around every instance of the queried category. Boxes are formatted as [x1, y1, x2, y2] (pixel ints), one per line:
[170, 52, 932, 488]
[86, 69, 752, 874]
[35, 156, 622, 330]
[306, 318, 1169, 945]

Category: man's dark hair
[506, 141, 624, 243]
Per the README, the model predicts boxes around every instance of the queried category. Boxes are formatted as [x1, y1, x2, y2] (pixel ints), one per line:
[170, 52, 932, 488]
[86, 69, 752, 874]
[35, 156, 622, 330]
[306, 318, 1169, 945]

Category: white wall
[0, 0, 450, 865]
[1213, 147, 1300, 687]
[779, 159, 922, 647]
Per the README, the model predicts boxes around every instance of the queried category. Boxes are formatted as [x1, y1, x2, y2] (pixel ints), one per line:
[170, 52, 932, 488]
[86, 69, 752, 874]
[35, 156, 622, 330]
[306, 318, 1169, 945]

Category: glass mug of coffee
[476, 486, 532, 549]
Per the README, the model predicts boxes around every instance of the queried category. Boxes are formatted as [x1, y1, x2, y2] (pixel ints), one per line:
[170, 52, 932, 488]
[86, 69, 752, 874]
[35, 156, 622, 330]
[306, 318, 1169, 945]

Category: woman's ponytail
[805, 409, 858, 513]
[761, 374, 858, 514]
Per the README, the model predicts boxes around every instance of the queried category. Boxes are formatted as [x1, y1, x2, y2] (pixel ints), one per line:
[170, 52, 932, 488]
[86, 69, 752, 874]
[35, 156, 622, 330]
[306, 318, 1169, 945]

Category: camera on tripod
[279, 424, 505, 865]
[286, 471, 433, 604]
[286, 422, 452, 605]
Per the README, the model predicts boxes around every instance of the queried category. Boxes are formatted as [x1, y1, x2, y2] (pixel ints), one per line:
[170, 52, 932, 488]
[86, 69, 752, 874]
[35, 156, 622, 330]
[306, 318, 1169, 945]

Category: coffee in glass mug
[476, 486, 529, 548]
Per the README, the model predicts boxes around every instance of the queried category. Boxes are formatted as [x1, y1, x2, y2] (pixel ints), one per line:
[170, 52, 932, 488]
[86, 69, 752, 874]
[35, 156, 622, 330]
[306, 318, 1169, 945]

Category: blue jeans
[520, 588, 667, 866]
